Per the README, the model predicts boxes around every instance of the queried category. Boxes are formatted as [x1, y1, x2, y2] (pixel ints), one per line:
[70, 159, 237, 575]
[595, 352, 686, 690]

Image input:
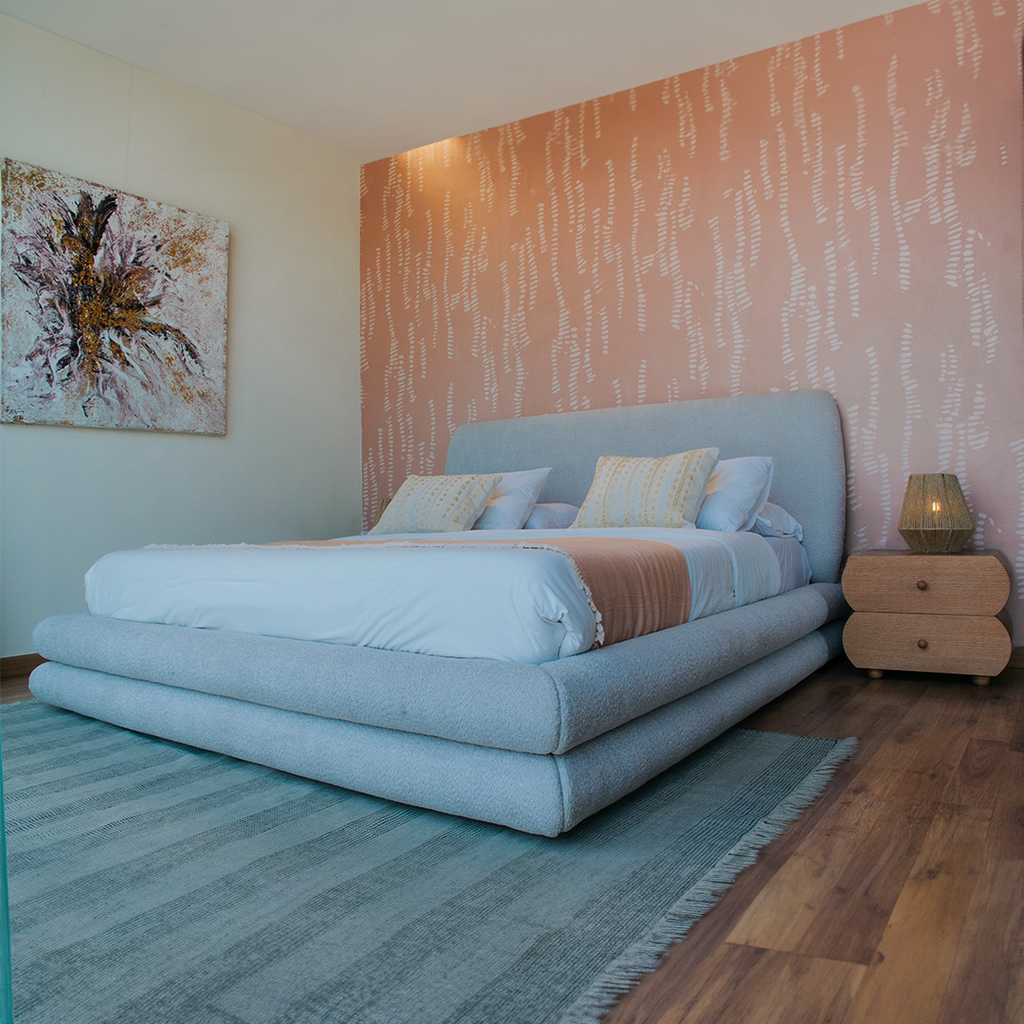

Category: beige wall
[0, 16, 362, 655]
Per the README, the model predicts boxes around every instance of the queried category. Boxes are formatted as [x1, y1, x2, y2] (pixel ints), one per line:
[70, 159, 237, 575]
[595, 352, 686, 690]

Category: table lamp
[897, 473, 974, 554]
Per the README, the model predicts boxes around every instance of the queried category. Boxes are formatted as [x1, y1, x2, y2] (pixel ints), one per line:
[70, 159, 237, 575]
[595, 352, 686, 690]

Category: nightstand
[842, 549, 1013, 685]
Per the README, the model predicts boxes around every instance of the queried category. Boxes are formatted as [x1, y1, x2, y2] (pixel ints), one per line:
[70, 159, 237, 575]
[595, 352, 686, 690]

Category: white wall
[0, 16, 362, 656]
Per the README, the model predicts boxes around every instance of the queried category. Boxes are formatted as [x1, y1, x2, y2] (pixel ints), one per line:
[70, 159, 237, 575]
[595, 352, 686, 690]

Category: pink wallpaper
[361, 0, 1024, 635]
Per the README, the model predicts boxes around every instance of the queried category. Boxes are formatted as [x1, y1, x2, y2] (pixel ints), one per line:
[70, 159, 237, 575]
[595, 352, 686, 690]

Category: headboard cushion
[445, 390, 846, 584]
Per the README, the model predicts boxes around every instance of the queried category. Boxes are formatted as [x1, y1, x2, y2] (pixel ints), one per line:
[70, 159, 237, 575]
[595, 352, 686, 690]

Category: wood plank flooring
[0, 675, 32, 705]
[605, 656, 1023, 1024]
[2, 656, 1021, 1022]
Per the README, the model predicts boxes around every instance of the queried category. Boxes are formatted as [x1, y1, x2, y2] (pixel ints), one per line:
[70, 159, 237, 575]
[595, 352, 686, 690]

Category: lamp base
[896, 527, 975, 554]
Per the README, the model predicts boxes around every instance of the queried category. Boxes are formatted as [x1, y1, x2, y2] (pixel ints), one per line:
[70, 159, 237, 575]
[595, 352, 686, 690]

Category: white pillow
[473, 467, 552, 530]
[369, 474, 500, 534]
[696, 456, 773, 532]
[570, 448, 720, 529]
[523, 502, 581, 529]
[750, 501, 804, 541]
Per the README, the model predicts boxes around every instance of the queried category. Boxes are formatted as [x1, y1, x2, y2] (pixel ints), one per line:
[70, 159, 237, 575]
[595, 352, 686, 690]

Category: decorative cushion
[523, 503, 582, 530]
[473, 468, 552, 530]
[369, 474, 501, 534]
[570, 448, 720, 529]
[696, 456, 773, 532]
[750, 501, 804, 541]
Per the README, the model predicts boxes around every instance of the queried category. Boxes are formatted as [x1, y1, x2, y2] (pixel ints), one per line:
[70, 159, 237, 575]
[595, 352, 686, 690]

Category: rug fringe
[557, 735, 858, 1024]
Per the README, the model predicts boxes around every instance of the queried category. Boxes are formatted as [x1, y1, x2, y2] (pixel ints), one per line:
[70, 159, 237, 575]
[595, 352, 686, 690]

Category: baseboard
[1, 653, 45, 679]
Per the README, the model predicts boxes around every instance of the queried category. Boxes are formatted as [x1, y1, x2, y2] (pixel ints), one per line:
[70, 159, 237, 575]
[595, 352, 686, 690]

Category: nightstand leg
[971, 675, 990, 686]
[867, 669, 884, 679]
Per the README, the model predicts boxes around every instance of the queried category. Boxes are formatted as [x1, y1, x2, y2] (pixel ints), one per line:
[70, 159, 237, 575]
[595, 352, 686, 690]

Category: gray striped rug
[1, 700, 854, 1024]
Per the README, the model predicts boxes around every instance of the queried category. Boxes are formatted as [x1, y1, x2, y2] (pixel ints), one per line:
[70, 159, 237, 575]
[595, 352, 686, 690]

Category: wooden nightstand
[842, 549, 1012, 685]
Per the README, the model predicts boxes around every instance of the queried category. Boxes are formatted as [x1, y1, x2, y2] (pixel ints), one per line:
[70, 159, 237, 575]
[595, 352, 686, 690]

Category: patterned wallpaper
[361, 0, 1024, 634]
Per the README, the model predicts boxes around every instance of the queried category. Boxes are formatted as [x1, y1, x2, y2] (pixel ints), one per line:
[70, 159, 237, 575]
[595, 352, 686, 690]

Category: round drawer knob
[916, 580, 928, 591]
[917, 639, 928, 649]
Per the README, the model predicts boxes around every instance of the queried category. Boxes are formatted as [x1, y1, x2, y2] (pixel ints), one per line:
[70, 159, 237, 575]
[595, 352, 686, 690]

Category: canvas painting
[1, 159, 228, 433]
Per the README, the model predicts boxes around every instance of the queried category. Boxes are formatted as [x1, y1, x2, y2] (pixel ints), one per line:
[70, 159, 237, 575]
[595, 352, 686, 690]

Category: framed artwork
[1, 159, 228, 434]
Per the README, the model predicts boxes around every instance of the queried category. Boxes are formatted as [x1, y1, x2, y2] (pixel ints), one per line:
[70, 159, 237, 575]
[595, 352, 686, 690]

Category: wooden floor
[2, 657, 1021, 1022]
[0, 674, 32, 705]
[606, 656, 1023, 1024]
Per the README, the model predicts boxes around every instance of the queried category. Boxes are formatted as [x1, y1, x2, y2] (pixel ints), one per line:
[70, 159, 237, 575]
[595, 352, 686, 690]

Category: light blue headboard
[446, 390, 846, 584]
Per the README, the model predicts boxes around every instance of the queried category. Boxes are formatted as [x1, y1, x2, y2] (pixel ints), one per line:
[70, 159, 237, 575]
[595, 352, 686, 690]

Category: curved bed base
[32, 581, 847, 757]
[30, 622, 843, 837]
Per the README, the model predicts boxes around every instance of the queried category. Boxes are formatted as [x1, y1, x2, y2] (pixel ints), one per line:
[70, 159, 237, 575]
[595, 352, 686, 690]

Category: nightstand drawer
[843, 611, 1012, 676]
[841, 551, 1010, 615]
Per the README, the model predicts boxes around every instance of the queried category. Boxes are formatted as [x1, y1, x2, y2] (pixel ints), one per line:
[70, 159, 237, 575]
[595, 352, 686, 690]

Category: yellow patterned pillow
[369, 474, 501, 534]
[570, 448, 720, 529]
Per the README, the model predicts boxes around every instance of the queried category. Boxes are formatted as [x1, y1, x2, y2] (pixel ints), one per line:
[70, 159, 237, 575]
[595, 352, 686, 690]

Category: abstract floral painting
[1, 159, 228, 433]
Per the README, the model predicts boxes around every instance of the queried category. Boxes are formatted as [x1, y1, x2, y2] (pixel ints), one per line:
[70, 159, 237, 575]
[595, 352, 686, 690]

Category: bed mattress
[84, 527, 808, 663]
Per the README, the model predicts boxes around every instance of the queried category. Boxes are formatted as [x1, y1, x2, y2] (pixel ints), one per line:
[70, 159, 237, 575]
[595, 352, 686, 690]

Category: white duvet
[84, 528, 793, 664]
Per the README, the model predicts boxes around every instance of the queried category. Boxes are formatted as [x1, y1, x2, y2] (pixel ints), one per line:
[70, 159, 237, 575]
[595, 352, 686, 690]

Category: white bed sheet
[84, 528, 789, 664]
[761, 535, 812, 592]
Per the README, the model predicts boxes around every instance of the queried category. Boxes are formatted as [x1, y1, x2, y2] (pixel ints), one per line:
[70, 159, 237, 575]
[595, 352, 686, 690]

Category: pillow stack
[368, 450, 802, 538]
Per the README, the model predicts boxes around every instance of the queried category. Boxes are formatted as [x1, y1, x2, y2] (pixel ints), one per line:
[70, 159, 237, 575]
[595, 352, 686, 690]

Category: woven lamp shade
[897, 473, 974, 554]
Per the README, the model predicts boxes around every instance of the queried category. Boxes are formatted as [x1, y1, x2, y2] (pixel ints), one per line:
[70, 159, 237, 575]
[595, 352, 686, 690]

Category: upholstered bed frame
[30, 389, 848, 836]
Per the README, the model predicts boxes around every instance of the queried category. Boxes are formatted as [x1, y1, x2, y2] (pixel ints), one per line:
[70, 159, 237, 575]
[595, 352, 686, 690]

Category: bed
[29, 389, 848, 837]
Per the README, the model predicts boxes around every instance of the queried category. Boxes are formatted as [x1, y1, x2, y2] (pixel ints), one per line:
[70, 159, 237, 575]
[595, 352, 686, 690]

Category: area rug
[1, 700, 855, 1024]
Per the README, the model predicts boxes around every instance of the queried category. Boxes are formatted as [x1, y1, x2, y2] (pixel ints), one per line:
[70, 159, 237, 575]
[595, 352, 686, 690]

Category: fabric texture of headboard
[445, 390, 846, 584]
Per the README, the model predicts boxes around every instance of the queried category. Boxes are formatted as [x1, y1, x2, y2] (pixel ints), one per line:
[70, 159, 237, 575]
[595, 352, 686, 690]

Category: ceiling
[1, 0, 914, 163]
